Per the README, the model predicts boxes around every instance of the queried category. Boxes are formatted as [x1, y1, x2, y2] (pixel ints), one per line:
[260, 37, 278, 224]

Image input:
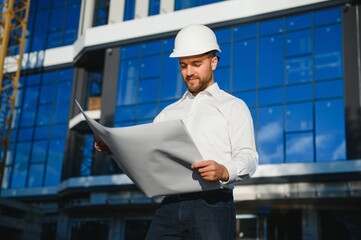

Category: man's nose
[186, 66, 195, 76]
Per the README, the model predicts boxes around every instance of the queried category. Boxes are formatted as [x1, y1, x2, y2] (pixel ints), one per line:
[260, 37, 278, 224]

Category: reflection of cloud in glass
[316, 133, 332, 148]
[287, 135, 313, 154]
[258, 144, 283, 164]
[257, 121, 282, 142]
[332, 140, 345, 160]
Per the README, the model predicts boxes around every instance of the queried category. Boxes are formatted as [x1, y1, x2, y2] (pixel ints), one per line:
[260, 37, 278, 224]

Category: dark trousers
[145, 189, 236, 240]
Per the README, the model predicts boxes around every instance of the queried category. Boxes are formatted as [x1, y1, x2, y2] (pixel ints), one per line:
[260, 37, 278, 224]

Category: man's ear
[211, 56, 219, 70]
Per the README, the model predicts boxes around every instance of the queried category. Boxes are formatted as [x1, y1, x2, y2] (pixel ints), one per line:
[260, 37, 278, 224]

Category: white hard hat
[170, 24, 221, 58]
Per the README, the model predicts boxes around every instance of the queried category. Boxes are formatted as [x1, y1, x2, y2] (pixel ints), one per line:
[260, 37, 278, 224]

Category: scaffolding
[0, 0, 31, 189]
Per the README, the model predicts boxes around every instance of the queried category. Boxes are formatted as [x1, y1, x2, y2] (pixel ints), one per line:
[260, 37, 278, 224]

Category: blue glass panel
[142, 41, 162, 55]
[232, 39, 256, 90]
[258, 87, 283, 106]
[286, 83, 313, 103]
[114, 121, 135, 127]
[214, 67, 230, 92]
[117, 59, 139, 105]
[31, 140, 48, 163]
[59, 69, 74, 81]
[136, 103, 158, 119]
[18, 128, 33, 141]
[53, 99, 70, 123]
[217, 43, 230, 67]
[314, 7, 341, 26]
[10, 129, 18, 142]
[259, 35, 284, 87]
[136, 119, 153, 124]
[286, 132, 314, 163]
[2, 166, 12, 189]
[140, 55, 160, 79]
[286, 29, 312, 57]
[160, 55, 183, 100]
[49, 7, 64, 32]
[114, 105, 135, 122]
[44, 139, 64, 186]
[20, 87, 38, 127]
[31, 10, 49, 51]
[47, 32, 62, 48]
[121, 45, 140, 59]
[137, 78, 159, 103]
[37, 0, 51, 10]
[314, 24, 343, 80]
[36, 105, 53, 126]
[286, 13, 312, 31]
[149, 0, 160, 16]
[42, 71, 57, 84]
[315, 80, 344, 99]
[11, 142, 31, 188]
[124, 0, 135, 20]
[65, 3, 80, 43]
[286, 102, 313, 131]
[39, 84, 55, 104]
[315, 99, 346, 161]
[233, 24, 257, 40]
[64, 29, 78, 45]
[215, 28, 231, 44]
[50, 124, 67, 138]
[12, 109, 21, 128]
[96, 7, 107, 19]
[257, 106, 284, 164]
[233, 91, 256, 108]
[285, 56, 312, 84]
[175, 0, 199, 10]
[28, 164, 45, 187]
[163, 38, 175, 52]
[5, 143, 15, 165]
[259, 18, 283, 36]
[53, 0, 66, 6]
[26, 74, 41, 86]
[34, 126, 49, 140]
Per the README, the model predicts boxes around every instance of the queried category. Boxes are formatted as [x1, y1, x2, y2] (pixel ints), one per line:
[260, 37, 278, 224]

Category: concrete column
[302, 208, 319, 240]
[134, 0, 149, 19]
[78, 0, 95, 36]
[108, 0, 125, 24]
[160, 0, 175, 14]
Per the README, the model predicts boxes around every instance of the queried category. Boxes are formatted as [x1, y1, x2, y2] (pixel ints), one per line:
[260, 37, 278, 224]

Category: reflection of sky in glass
[315, 99, 346, 161]
[257, 107, 284, 164]
[286, 132, 314, 163]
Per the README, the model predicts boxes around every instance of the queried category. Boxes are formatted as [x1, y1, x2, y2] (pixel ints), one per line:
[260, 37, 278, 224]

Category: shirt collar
[181, 83, 220, 100]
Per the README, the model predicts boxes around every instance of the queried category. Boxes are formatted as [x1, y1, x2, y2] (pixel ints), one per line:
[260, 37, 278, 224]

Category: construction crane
[0, 0, 31, 190]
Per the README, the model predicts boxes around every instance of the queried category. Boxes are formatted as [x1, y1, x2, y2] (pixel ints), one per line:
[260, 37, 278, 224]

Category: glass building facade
[3, 69, 73, 188]
[1, 1, 360, 239]
[26, 0, 81, 52]
[116, 7, 345, 165]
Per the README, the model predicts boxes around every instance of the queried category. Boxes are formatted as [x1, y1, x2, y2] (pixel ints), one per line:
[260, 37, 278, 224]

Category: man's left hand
[191, 160, 229, 182]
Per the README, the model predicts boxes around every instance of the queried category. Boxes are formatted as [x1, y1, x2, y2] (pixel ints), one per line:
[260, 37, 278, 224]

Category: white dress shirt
[154, 83, 258, 188]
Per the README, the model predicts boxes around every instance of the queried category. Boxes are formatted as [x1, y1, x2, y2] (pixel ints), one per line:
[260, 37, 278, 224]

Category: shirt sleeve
[222, 100, 259, 184]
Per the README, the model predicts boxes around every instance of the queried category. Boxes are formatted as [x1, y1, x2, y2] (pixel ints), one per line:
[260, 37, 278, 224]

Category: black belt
[162, 189, 233, 205]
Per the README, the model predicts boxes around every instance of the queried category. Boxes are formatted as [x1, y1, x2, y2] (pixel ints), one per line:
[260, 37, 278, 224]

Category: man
[95, 24, 258, 239]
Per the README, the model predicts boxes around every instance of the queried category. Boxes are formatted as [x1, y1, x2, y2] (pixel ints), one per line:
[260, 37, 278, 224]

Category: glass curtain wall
[26, 0, 81, 52]
[115, 7, 345, 165]
[2, 69, 73, 188]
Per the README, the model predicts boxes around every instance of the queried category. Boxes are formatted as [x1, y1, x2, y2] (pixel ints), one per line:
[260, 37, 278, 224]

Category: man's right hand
[93, 135, 112, 154]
